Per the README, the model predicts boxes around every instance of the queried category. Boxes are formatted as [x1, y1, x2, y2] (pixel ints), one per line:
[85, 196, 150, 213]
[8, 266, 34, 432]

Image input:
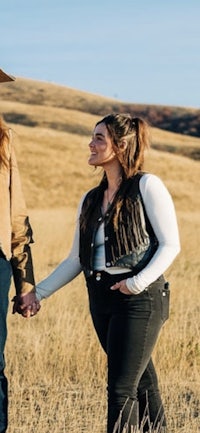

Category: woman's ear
[118, 139, 128, 153]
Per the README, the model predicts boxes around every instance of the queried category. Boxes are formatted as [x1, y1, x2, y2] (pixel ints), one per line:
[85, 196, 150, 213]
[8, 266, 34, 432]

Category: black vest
[79, 173, 158, 277]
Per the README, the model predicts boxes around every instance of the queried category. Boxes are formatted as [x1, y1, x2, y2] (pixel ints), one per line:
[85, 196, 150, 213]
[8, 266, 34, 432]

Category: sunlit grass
[6, 196, 200, 433]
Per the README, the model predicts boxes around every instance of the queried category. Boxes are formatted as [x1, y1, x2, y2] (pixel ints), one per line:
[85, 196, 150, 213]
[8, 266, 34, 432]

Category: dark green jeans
[0, 257, 12, 433]
[86, 270, 169, 433]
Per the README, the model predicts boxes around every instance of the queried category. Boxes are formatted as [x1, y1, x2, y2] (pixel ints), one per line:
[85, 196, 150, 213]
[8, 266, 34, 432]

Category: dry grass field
[1, 79, 199, 432]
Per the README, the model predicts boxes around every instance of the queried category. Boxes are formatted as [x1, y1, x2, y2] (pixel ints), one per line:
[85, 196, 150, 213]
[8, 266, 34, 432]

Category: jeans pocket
[161, 282, 170, 323]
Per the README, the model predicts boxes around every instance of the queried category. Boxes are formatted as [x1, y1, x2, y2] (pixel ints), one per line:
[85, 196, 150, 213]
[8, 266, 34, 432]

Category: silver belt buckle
[96, 272, 101, 281]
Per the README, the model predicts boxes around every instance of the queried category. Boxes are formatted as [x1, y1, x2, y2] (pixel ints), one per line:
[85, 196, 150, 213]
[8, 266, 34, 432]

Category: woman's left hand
[12, 290, 41, 317]
[110, 279, 132, 295]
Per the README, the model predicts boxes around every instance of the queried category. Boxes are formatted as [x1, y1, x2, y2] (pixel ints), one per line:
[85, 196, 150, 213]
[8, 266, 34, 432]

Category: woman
[36, 114, 180, 433]
[0, 68, 40, 433]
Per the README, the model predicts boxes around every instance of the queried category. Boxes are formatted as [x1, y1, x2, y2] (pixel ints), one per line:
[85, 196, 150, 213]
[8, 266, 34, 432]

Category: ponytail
[130, 117, 150, 176]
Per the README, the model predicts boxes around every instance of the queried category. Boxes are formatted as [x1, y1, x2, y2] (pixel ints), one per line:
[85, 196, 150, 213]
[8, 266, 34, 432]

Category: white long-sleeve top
[36, 174, 180, 300]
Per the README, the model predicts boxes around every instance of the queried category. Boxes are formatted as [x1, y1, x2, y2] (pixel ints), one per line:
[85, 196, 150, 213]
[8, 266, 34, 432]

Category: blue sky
[1, 0, 200, 108]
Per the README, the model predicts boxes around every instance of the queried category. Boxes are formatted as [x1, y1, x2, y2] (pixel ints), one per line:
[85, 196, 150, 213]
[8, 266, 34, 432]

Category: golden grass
[8, 121, 200, 212]
[1, 99, 100, 136]
[2, 81, 200, 432]
[6, 167, 200, 433]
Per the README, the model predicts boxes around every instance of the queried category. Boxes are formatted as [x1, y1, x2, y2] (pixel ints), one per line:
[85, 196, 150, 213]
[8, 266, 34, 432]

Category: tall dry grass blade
[113, 398, 139, 433]
[112, 397, 130, 433]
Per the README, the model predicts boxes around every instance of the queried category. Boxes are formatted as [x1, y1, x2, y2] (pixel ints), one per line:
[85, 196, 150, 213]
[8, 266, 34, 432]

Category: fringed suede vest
[79, 173, 158, 277]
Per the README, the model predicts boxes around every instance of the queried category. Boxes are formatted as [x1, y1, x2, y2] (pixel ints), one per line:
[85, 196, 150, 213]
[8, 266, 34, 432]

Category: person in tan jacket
[0, 68, 40, 433]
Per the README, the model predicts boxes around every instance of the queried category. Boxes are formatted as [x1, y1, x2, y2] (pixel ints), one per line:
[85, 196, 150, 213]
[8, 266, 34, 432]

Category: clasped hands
[11, 279, 131, 318]
[12, 289, 41, 318]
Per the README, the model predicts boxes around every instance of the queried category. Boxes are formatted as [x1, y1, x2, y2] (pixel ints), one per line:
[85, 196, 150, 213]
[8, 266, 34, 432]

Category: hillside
[1, 77, 200, 139]
[3, 124, 200, 214]
[0, 77, 200, 211]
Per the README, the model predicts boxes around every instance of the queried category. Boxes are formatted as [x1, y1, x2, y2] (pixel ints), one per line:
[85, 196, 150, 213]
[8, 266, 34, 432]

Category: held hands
[110, 279, 132, 295]
[12, 289, 41, 318]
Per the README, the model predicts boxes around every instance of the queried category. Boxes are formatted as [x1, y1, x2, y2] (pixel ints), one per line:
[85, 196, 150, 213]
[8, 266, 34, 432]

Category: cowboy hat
[0, 68, 15, 83]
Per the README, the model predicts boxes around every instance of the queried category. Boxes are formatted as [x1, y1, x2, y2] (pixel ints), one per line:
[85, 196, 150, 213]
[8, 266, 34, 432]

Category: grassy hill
[1, 76, 200, 137]
[0, 77, 200, 209]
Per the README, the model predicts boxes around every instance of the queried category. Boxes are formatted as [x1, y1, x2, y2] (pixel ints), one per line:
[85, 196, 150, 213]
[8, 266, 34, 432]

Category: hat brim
[0, 69, 16, 83]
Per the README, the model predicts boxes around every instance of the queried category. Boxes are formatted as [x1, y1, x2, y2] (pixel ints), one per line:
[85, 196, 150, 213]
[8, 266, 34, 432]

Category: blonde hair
[0, 116, 10, 168]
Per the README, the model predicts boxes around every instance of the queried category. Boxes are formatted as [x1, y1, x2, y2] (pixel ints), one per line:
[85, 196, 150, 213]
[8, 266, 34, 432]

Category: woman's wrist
[126, 277, 144, 294]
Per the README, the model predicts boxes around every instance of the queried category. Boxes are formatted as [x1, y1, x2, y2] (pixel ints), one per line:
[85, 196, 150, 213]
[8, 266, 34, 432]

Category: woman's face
[88, 122, 117, 167]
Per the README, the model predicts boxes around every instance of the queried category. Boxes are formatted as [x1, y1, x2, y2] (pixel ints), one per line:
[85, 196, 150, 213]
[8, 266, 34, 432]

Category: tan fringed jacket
[0, 132, 35, 294]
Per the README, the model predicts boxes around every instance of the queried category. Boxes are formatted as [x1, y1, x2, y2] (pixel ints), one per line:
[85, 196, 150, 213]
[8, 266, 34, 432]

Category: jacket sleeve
[10, 143, 35, 295]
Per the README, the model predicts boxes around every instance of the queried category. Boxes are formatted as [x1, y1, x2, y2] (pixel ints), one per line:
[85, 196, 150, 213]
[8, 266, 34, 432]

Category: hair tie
[130, 118, 136, 130]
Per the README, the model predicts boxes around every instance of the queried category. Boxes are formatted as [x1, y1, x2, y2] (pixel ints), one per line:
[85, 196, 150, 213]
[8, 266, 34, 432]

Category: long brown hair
[0, 116, 10, 168]
[96, 113, 150, 178]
